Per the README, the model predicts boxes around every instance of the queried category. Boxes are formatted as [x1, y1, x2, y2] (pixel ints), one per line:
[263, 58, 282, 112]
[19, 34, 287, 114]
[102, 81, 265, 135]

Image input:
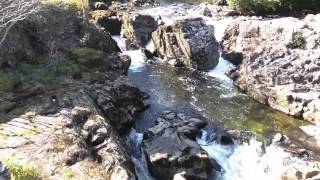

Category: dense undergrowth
[225, 0, 320, 14]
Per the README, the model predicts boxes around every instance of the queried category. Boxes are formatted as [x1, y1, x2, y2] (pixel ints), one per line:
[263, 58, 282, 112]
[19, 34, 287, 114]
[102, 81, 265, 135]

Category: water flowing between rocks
[113, 3, 314, 179]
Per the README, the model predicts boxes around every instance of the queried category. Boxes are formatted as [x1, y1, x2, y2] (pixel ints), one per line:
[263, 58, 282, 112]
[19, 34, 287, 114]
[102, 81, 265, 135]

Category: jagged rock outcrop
[0, 7, 120, 69]
[222, 15, 320, 123]
[91, 10, 123, 35]
[89, 77, 147, 134]
[152, 17, 220, 70]
[143, 111, 213, 180]
[121, 13, 158, 49]
[0, 91, 138, 179]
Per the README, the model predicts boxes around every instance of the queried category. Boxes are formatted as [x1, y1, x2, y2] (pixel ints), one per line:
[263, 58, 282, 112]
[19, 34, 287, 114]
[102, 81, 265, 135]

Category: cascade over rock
[143, 111, 214, 180]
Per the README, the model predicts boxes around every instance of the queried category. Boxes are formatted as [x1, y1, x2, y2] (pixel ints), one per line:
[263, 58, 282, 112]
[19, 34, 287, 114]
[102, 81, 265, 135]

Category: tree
[0, 0, 42, 45]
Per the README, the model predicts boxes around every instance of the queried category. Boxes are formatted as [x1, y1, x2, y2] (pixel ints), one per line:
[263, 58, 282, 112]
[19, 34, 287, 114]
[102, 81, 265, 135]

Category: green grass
[4, 158, 40, 180]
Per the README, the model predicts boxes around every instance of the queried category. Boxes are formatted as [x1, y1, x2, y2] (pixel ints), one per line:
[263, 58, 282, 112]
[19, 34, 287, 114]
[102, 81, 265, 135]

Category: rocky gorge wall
[222, 14, 320, 124]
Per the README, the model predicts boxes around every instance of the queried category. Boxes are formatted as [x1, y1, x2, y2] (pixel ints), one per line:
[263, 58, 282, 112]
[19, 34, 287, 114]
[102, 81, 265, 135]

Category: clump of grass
[45, 0, 89, 20]
[18, 128, 42, 138]
[4, 158, 40, 180]
[61, 166, 75, 180]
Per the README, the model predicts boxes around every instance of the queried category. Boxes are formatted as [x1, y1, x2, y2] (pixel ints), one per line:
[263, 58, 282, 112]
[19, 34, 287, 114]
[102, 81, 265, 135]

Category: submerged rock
[222, 16, 320, 123]
[121, 13, 158, 49]
[152, 17, 220, 70]
[143, 111, 213, 180]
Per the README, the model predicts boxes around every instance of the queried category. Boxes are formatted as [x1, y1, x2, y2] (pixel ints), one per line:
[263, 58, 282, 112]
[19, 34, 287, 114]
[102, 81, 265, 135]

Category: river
[113, 2, 311, 179]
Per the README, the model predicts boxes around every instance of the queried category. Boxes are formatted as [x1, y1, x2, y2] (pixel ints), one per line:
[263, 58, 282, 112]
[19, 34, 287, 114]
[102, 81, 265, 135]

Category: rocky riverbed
[0, 0, 320, 180]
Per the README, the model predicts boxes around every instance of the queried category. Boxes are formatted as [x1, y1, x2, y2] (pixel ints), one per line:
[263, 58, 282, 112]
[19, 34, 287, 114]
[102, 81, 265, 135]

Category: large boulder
[143, 111, 213, 180]
[121, 13, 158, 49]
[89, 77, 147, 134]
[152, 17, 220, 70]
[90, 10, 123, 35]
[222, 15, 320, 123]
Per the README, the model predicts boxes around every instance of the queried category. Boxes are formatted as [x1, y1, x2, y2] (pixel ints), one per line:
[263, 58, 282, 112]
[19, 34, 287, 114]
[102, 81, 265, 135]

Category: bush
[4, 158, 40, 180]
[226, 0, 320, 14]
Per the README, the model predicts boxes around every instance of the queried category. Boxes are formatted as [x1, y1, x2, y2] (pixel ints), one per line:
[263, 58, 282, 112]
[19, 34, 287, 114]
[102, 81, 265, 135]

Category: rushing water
[115, 2, 311, 179]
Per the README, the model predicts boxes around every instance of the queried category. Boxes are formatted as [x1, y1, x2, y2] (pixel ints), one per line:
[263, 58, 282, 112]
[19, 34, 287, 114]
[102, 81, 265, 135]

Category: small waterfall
[112, 35, 147, 72]
[197, 130, 307, 180]
[124, 129, 154, 180]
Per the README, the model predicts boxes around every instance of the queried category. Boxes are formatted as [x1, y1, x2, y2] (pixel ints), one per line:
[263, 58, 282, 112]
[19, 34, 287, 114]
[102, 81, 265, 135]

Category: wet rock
[282, 162, 320, 180]
[121, 13, 158, 49]
[90, 77, 147, 134]
[221, 16, 320, 123]
[90, 10, 122, 35]
[92, 2, 111, 10]
[128, 0, 159, 7]
[152, 17, 220, 70]
[143, 111, 212, 180]
[0, 162, 11, 180]
[215, 130, 256, 145]
[142, 48, 154, 59]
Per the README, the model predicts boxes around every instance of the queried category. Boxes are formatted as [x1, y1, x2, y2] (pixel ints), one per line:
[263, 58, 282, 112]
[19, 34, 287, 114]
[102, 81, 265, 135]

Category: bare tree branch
[0, 0, 42, 45]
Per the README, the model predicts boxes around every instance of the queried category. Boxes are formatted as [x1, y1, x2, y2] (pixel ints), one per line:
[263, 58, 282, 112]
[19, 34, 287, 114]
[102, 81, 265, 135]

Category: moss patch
[0, 71, 20, 92]
[18, 128, 42, 138]
[70, 47, 105, 69]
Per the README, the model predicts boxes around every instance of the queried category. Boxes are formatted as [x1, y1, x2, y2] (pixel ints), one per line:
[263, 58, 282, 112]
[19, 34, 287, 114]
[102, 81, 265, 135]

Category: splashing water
[197, 130, 310, 180]
[124, 129, 154, 180]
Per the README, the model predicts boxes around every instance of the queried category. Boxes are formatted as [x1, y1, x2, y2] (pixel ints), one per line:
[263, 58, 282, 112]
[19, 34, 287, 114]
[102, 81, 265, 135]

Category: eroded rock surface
[222, 15, 320, 123]
[143, 111, 212, 180]
[121, 13, 158, 49]
[152, 17, 220, 70]
[0, 91, 138, 179]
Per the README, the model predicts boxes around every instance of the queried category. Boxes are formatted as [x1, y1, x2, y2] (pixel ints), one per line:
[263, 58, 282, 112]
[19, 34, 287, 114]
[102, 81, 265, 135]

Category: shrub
[3, 158, 40, 180]
[226, 0, 320, 14]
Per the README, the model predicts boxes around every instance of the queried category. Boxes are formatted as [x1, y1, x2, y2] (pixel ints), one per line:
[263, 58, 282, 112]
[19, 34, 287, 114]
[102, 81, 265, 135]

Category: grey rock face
[0, 93, 137, 179]
[222, 15, 320, 123]
[152, 17, 220, 70]
[90, 77, 147, 134]
[0, 162, 10, 180]
[0, 7, 120, 68]
[143, 111, 213, 180]
[121, 13, 158, 49]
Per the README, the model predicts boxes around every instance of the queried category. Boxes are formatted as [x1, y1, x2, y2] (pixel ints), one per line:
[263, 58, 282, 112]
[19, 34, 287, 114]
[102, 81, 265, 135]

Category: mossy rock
[0, 101, 17, 113]
[70, 47, 106, 69]
[3, 158, 40, 180]
[0, 71, 20, 92]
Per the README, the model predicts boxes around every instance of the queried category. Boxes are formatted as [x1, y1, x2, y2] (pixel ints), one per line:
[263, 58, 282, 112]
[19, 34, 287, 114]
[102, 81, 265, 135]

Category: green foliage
[61, 166, 75, 180]
[70, 47, 105, 69]
[226, 0, 320, 14]
[0, 71, 19, 92]
[4, 158, 40, 180]
[290, 32, 305, 49]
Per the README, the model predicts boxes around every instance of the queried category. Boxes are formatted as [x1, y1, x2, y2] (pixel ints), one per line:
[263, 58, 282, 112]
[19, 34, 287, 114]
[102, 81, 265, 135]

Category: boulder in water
[143, 111, 213, 180]
[121, 13, 158, 49]
[152, 17, 220, 70]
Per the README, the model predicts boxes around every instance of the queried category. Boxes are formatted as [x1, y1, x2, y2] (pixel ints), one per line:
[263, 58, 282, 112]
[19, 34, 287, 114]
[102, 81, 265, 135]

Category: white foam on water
[112, 35, 146, 72]
[207, 57, 234, 84]
[197, 130, 303, 180]
[125, 129, 154, 180]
